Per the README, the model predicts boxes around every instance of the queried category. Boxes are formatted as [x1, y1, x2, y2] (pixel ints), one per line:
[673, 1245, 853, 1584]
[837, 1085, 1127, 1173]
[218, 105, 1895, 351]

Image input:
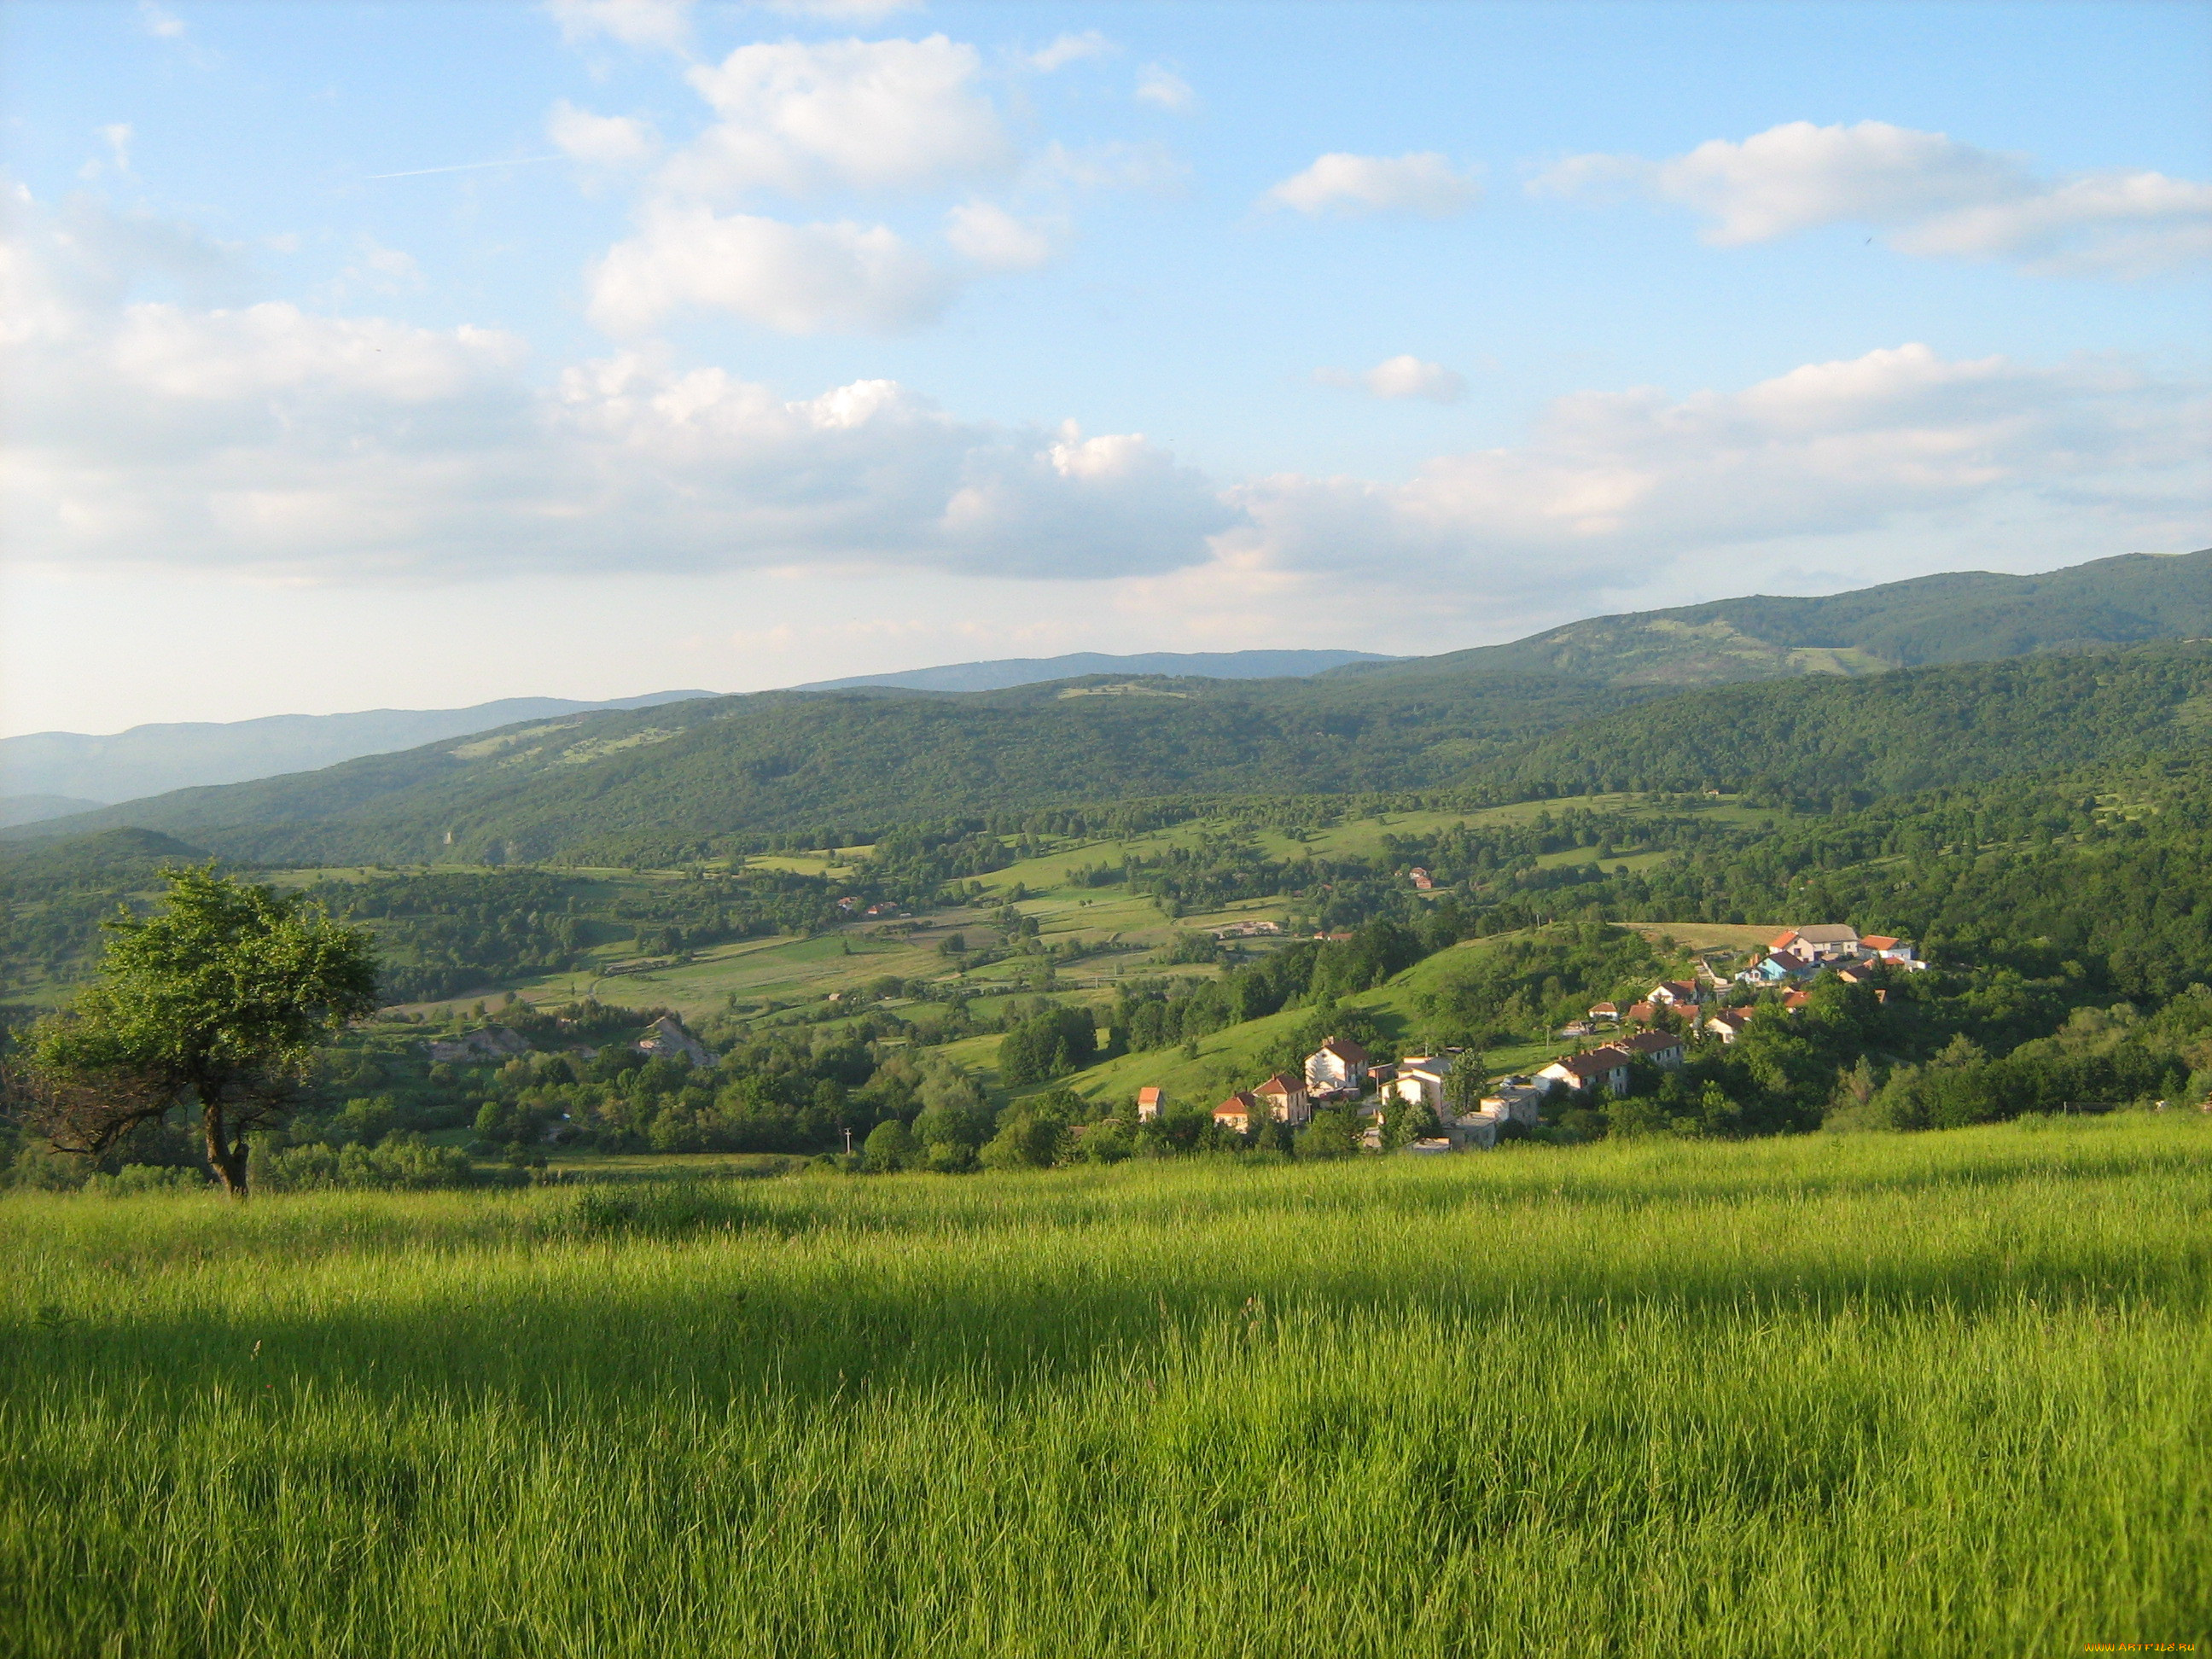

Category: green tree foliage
[861, 1119, 917, 1173]
[998, 1005, 1098, 1086]
[1382, 1092, 1445, 1149]
[7, 867, 378, 1196]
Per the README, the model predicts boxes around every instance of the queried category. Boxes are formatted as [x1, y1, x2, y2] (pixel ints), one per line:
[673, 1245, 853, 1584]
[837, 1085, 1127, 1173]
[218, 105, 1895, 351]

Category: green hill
[1489, 642, 2212, 807]
[5, 673, 1643, 865]
[1336, 547, 2210, 688]
[10, 550, 2207, 868]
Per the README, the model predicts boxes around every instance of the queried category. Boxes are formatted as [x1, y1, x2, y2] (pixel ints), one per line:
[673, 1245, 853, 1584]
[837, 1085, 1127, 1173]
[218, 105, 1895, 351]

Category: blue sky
[3, 0, 2207, 734]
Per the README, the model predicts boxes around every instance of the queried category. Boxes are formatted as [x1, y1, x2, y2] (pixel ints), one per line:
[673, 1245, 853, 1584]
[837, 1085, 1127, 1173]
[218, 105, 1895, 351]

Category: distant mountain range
[0, 691, 718, 817]
[7, 548, 2204, 868]
[0, 654, 1397, 818]
[797, 649, 1397, 694]
[3, 547, 2203, 859]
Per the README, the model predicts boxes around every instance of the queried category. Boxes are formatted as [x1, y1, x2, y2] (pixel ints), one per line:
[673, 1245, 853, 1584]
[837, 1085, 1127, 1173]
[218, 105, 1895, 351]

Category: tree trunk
[203, 1103, 249, 1201]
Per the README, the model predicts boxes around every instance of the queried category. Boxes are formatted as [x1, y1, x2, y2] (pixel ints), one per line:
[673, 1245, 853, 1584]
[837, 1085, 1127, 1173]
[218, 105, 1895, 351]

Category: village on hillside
[1143, 923, 1928, 1155]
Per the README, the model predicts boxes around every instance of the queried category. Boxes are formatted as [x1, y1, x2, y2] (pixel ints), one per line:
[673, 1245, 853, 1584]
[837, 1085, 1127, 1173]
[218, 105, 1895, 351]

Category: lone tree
[6, 866, 377, 1199]
[1442, 1052, 1490, 1118]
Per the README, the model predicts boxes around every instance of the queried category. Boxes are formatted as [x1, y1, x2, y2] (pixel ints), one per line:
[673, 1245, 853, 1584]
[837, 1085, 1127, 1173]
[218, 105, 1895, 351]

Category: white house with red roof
[1303, 1036, 1371, 1095]
[1213, 1091, 1260, 1134]
[1254, 1072, 1312, 1126]
[1770, 925, 1862, 963]
[1617, 1029, 1685, 1068]
[1539, 1045, 1633, 1096]
[1703, 1008, 1753, 1045]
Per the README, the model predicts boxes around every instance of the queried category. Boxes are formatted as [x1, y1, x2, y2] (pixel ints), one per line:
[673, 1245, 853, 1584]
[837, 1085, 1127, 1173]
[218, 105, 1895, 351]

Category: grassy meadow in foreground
[2, 1115, 2208, 1657]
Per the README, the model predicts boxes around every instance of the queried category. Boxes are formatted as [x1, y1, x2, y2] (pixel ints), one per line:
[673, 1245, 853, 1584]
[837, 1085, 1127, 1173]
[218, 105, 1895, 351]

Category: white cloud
[1264, 152, 1480, 218]
[752, 0, 922, 18]
[1229, 344, 2207, 596]
[587, 205, 952, 333]
[1134, 64, 1196, 113]
[4, 205, 1234, 585]
[1027, 32, 1113, 73]
[944, 201, 1058, 271]
[667, 35, 1012, 201]
[1359, 355, 1466, 403]
[339, 238, 424, 297]
[1532, 120, 2212, 276]
[138, 2, 184, 38]
[9, 198, 2198, 655]
[108, 302, 520, 402]
[80, 125, 137, 182]
[547, 101, 661, 168]
[548, 0, 693, 53]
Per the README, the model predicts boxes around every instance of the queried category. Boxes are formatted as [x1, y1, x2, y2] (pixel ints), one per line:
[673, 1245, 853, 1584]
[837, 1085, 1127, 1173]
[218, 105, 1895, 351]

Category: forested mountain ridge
[0, 690, 718, 806]
[797, 648, 1394, 693]
[1336, 547, 2209, 688]
[5, 672, 1650, 865]
[1488, 643, 2212, 809]
[11, 640, 2209, 870]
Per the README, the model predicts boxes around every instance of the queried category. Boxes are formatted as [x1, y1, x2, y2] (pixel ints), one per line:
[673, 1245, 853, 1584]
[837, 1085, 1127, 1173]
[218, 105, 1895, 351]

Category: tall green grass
[3, 1116, 2208, 1656]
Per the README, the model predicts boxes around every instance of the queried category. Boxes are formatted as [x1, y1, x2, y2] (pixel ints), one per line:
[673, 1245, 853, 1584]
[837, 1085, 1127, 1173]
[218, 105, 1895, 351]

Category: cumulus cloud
[548, 0, 693, 53]
[943, 200, 1059, 271]
[1532, 119, 2212, 276]
[588, 205, 952, 333]
[1263, 152, 1480, 218]
[108, 302, 521, 402]
[751, 0, 921, 18]
[548, 102, 661, 168]
[1230, 343, 2207, 595]
[1361, 355, 1466, 403]
[1027, 32, 1113, 73]
[3, 198, 1231, 583]
[667, 35, 1013, 201]
[1134, 65, 1196, 112]
[12, 197, 2198, 630]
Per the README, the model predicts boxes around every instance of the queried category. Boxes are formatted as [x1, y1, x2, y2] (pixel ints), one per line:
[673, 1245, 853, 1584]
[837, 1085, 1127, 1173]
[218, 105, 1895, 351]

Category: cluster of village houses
[427, 923, 1924, 1160]
[1138, 925, 1923, 1155]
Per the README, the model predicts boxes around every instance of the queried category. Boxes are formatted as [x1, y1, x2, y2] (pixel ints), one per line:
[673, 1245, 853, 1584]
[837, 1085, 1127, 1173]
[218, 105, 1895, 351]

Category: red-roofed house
[1135, 1087, 1164, 1121]
[1860, 935, 1921, 966]
[1704, 1009, 1752, 1045]
[1304, 1037, 1371, 1095]
[1254, 1073, 1312, 1126]
[1771, 925, 1862, 964]
[1213, 1092, 1260, 1134]
[1618, 1029, 1685, 1069]
[1538, 1045, 1635, 1097]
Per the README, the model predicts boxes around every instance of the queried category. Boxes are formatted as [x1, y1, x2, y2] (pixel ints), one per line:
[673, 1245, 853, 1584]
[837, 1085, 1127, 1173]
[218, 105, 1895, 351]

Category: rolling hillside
[0, 690, 718, 804]
[9, 550, 2208, 868]
[0, 673, 1644, 864]
[1337, 547, 2209, 688]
